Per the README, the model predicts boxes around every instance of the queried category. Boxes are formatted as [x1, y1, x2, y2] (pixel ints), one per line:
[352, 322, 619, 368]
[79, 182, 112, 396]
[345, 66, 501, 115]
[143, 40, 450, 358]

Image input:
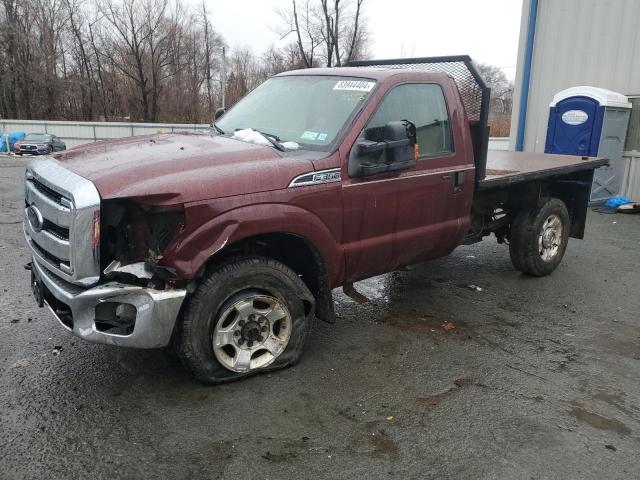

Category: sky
[197, 0, 523, 80]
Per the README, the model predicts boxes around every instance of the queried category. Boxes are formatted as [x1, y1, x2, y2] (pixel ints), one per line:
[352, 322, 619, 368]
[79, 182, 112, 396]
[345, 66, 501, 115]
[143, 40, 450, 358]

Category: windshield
[24, 134, 51, 142]
[217, 75, 376, 151]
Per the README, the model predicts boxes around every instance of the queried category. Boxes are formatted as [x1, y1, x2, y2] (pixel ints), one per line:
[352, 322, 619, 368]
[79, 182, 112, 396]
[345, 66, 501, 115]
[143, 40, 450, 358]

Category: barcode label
[333, 80, 375, 92]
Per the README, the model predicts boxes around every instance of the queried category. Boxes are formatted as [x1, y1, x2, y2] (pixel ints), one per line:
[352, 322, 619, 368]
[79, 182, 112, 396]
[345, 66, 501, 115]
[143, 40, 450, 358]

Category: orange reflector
[91, 210, 100, 246]
[414, 143, 420, 161]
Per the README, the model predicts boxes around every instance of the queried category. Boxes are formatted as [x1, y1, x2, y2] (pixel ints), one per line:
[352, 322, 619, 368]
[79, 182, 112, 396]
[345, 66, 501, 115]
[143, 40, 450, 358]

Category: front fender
[160, 202, 344, 285]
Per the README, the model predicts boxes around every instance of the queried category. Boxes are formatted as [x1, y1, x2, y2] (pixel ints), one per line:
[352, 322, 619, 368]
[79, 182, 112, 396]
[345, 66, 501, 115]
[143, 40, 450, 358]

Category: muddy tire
[509, 198, 570, 277]
[175, 256, 315, 384]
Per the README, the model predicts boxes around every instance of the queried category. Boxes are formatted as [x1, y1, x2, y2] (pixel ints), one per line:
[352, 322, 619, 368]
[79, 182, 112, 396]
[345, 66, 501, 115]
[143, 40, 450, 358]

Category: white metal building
[509, 0, 640, 200]
[510, 0, 640, 152]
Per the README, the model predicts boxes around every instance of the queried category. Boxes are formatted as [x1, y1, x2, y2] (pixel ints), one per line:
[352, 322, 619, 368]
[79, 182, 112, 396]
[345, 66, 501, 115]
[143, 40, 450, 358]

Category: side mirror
[214, 107, 226, 120]
[349, 120, 417, 178]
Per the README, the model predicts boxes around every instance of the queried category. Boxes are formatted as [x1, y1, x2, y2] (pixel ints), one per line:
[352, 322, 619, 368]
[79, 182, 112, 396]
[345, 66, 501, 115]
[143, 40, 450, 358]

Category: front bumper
[31, 258, 187, 348]
[17, 149, 49, 155]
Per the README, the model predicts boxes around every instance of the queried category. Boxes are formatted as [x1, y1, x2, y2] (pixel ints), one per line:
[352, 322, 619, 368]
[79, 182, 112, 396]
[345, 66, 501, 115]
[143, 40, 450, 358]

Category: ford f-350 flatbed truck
[24, 56, 607, 383]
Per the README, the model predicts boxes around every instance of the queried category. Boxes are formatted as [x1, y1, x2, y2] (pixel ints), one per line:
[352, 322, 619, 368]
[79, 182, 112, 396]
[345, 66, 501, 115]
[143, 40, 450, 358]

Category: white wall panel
[622, 151, 640, 202]
[2, 117, 512, 154]
[0, 119, 209, 148]
[511, 0, 640, 152]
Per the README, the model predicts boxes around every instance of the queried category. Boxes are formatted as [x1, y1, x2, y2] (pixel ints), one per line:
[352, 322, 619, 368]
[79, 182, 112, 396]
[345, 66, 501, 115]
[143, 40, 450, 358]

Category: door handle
[441, 172, 464, 192]
[453, 171, 465, 192]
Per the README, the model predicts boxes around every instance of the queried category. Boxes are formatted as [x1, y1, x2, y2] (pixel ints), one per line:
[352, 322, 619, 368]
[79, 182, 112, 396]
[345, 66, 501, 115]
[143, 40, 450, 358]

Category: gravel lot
[1, 157, 639, 479]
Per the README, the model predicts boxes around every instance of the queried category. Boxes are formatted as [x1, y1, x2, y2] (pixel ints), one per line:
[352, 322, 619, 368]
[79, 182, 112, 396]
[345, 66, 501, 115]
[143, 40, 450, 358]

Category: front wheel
[175, 256, 315, 384]
[509, 198, 570, 276]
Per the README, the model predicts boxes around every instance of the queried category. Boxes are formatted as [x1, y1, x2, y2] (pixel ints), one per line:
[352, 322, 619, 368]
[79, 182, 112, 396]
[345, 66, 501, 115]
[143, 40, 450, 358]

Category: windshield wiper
[253, 130, 286, 152]
[212, 123, 225, 135]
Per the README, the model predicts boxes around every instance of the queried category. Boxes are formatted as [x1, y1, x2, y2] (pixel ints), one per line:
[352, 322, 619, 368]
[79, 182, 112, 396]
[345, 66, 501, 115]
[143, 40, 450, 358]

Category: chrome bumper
[31, 258, 187, 349]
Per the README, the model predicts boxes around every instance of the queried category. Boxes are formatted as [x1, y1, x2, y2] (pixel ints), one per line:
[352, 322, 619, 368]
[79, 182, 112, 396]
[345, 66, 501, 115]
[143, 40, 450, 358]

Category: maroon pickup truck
[24, 56, 606, 383]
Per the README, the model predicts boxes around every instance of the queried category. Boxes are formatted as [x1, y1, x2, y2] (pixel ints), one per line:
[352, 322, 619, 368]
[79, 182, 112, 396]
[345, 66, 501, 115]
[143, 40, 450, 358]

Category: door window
[362, 83, 453, 163]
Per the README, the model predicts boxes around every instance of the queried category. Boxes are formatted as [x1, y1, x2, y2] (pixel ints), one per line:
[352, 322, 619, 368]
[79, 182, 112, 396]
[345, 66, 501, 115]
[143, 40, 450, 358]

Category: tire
[509, 198, 570, 277]
[174, 255, 315, 384]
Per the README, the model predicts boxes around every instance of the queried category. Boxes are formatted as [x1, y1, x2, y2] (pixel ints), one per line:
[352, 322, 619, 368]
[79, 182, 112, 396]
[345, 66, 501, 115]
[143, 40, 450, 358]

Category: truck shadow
[32, 240, 544, 399]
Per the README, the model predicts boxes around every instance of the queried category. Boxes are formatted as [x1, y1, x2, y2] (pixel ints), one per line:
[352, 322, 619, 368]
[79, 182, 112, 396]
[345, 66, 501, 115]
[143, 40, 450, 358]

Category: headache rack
[346, 55, 491, 182]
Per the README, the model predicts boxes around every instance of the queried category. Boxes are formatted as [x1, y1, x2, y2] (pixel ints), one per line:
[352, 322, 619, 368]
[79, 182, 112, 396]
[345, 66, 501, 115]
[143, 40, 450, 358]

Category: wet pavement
[1, 157, 639, 479]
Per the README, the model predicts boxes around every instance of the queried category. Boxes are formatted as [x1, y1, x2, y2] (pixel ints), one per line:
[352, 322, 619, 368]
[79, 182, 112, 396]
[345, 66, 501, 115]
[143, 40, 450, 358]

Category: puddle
[492, 314, 521, 328]
[346, 421, 400, 459]
[591, 390, 638, 418]
[383, 311, 468, 336]
[416, 394, 444, 410]
[497, 301, 524, 314]
[367, 431, 399, 459]
[384, 314, 441, 334]
[416, 378, 475, 411]
[261, 451, 297, 462]
[570, 401, 631, 435]
[260, 438, 309, 463]
[588, 333, 640, 360]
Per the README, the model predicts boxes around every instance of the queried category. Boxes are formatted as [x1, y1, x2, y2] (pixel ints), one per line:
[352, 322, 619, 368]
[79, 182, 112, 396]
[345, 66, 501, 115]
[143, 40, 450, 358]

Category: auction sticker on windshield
[333, 80, 375, 92]
[301, 131, 319, 141]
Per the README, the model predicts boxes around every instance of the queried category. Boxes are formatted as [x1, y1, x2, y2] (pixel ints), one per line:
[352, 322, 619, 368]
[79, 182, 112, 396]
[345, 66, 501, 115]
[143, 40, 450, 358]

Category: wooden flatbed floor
[478, 150, 608, 190]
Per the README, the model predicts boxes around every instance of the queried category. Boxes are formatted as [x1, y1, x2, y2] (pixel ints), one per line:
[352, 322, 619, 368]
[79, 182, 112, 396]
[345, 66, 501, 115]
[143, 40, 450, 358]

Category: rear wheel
[509, 198, 570, 276]
[175, 256, 315, 384]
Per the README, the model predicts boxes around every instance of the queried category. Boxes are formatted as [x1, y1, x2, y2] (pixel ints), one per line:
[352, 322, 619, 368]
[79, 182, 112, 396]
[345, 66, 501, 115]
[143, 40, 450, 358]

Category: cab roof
[276, 67, 451, 82]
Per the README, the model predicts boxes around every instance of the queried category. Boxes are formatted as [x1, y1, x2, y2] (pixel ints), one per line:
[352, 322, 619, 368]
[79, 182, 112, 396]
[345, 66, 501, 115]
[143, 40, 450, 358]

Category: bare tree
[277, 0, 320, 67]
[0, 0, 372, 123]
[31, 0, 67, 117]
[0, 0, 23, 118]
[477, 63, 514, 136]
[98, 0, 152, 120]
[278, 0, 367, 68]
[199, 2, 224, 115]
[64, 0, 95, 119]
[224, 47, 261, 107]
[477, 63, 514, 115]
[87, 12, 111, 120]
[98, 0, 183, 122]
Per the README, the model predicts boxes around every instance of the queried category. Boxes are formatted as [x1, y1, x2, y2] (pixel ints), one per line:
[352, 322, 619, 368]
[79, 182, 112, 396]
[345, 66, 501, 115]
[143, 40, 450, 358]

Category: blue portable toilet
[545, 86, 631, 201]
[0, 131, 26, 153]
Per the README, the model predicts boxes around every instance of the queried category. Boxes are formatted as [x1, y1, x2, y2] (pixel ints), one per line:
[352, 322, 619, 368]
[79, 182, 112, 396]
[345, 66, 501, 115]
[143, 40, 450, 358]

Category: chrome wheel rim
[212, 294, 292, 373]
[538, 214, 563, 261]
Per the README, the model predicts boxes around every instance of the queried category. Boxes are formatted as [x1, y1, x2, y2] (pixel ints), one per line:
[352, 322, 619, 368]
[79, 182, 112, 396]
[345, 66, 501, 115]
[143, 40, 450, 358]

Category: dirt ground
[1, 157, 639, 479]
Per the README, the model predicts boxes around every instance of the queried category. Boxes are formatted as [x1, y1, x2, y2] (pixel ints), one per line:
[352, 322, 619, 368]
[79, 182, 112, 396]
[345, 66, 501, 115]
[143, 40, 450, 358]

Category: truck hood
[52, 132, 313, 204]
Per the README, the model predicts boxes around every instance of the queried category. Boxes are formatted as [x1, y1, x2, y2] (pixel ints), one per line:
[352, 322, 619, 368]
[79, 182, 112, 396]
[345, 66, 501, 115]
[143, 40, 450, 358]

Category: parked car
[24, 56, 607, 384]
[14, 133, 66, 155]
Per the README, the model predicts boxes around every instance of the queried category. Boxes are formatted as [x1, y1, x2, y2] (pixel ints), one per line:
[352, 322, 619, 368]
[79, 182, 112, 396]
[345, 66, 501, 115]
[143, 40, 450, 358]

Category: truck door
[341, 82, 471, 282]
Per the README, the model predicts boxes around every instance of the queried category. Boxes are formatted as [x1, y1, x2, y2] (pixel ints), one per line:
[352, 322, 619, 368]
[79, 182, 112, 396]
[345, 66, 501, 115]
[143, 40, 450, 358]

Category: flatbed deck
[478, 150, 608, 190]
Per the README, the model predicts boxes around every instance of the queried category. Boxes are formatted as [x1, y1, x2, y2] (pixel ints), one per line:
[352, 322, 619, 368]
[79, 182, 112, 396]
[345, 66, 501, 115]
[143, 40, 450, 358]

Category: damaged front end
[25, 167, 188, 348]
[100, 199, 186, 287]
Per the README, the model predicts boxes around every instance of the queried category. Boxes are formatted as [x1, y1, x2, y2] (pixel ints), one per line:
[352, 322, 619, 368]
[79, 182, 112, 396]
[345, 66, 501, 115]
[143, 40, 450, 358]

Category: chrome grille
[45, 221, 70, 240]
[24, 157, 101, 286]
[32, 177, 65, 204]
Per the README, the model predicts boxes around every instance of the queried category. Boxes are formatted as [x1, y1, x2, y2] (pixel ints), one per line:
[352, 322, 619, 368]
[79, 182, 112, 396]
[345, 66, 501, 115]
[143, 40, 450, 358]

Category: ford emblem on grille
[27, 205, 44, 232]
